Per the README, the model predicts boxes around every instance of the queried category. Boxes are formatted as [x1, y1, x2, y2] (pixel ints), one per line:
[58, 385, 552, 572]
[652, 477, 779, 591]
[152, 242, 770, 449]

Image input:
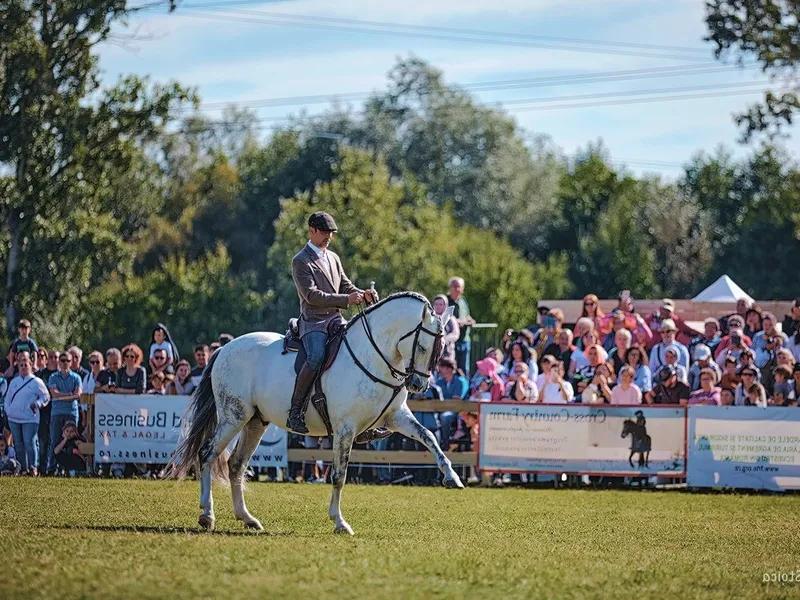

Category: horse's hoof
[334, 521, 354, 536]
[444, 475, 465, 489]
[198, 515, 216, 531]
[244, 519, 264, 531]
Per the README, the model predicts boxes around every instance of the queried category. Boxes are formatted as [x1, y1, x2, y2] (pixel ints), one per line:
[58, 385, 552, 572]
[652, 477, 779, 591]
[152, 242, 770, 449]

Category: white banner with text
[94, 394, 287, 468]
[687, 406, 800, 491]
[478, 403, 686, 475]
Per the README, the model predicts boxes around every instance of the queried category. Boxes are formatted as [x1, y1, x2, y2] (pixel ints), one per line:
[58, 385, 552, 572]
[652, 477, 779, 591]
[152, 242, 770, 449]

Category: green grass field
[3, 479, 800, 599]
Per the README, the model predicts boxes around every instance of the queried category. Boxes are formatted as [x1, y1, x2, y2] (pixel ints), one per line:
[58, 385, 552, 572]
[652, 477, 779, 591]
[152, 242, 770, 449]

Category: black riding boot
[287, 364, 317, 434]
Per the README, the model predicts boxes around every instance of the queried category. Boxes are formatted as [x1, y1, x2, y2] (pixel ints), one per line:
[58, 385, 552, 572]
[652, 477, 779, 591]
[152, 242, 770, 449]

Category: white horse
[168, 292, 464, 535]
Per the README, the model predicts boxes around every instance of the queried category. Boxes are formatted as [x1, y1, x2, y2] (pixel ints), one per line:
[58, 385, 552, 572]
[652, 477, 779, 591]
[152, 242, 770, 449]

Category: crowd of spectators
[0, 321, 235, 476]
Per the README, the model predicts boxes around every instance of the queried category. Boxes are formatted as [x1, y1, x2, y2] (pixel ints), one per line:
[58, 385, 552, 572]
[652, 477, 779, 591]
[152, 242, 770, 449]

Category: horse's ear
[442, 306, 455, 323]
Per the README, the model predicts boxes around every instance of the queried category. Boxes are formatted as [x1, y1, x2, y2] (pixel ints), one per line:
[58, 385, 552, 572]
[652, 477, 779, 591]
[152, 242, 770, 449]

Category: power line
[175, 9, 713, 62]
[195, 63, 755, 112]
[149, 2, 710, 56]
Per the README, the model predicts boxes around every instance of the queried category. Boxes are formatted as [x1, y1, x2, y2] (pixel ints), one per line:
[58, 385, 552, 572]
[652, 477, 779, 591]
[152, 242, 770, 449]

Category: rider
[287, 211, 380, 436]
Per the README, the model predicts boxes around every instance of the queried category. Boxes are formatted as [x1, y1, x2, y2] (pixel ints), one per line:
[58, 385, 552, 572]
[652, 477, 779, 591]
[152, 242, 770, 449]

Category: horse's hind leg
[387, 406, 464, 489]
[229, 416, 269, 531]
[198, 414, 250, 531]
[329, 425, 356, 535]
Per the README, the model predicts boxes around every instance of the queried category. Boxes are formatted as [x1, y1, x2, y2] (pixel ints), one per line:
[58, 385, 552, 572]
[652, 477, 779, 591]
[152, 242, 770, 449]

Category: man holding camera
[751, 312, 788, 370]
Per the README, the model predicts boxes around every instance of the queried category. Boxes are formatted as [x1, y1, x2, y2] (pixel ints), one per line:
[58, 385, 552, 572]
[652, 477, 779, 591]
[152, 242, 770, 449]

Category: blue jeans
[9, 421, 39, 472]
[302, 331, 328, 370]
[48, 411, 79, 473]
[456, 341, 471, 376]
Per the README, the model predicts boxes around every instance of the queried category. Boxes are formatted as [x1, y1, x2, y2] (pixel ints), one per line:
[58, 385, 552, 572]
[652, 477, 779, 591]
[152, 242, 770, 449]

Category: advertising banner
[95, 394, 287, 468]
[479, 403, 686, 475]
[687, 406, 800, 491]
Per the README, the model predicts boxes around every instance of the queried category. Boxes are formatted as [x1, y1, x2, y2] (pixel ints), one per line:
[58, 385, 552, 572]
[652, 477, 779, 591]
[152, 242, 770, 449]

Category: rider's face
[309, 227, 333, 249]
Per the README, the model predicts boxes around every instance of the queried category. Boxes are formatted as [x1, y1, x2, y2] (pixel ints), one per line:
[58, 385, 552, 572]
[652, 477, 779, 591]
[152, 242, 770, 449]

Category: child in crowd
[147, 372, 167, 395]
[719, 356, 740, 390]
[148, 323, 179, 366]
[0, 438, 21, 475]
[746, 383, 768, 408]
[53, 420, 86, 476]
[772, 366, 792, 405]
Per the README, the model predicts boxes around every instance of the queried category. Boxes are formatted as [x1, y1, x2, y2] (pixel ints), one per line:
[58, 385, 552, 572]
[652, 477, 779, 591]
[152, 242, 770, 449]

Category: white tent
[692, 274, 754, 303]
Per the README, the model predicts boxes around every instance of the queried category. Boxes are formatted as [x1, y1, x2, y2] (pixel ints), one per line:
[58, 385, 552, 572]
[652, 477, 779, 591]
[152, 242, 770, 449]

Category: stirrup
[355, 427, 392, 445]
[286, 410, 309, 434]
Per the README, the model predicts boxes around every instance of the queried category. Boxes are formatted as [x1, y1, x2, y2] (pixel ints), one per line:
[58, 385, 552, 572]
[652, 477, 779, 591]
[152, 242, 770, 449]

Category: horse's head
[621, 418, 634, 438]
[398, 302, 452, 394]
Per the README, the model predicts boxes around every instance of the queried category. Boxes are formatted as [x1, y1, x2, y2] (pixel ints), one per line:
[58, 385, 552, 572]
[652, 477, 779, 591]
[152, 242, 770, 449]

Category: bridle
[342, 298, 444, 431]
[344, 300, 444, 390]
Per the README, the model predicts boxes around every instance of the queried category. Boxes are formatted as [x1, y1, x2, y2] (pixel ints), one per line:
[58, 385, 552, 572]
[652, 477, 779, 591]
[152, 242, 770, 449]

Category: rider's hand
[364, 289, 379, 304]
[348, 292, 364, 305]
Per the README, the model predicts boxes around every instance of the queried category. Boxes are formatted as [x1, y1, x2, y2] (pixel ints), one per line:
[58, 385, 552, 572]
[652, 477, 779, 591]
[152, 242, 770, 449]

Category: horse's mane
[345, 291, 431, 331]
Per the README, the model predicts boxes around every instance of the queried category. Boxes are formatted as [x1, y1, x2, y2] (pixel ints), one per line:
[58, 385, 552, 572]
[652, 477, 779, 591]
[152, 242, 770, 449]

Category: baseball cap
[308, 211, 338, 232]
[660, 318, 678, 332]
[694, 344, 711, 361]
[661, 298, 676, 312]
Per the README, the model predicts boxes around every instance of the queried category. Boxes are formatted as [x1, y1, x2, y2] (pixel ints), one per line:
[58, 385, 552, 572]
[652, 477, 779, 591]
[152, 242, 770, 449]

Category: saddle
[282, 317, 347, 437]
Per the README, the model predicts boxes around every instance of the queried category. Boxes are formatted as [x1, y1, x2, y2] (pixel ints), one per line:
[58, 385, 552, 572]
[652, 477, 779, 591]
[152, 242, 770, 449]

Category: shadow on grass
[48, 524, 297, 536]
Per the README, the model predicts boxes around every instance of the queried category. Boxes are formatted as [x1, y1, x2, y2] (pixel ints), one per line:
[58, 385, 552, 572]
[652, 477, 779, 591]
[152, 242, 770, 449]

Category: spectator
[752, 312, 788, 370]
[574, 343, 607, 394]
[580, 294, 604, 324]
[504, 362, 538, 402]
[96, 349, 121, 393]
[782, 298, 800, 338]
[580, 363, 613, 404]
[572, 317, 596, 350]
[605, 291, 653, 347]
[746, 382, 768, 407]
[533, 308, 564, 363]
[787, 328, 800, 363]
[53, 420, 87, 476]
[607, 328, 632, 373]
[719, 298, 753, 335]
[715, 328, 749, 368]
[67, 346, 90, 381]
[688, 368, 722, 405]
[435, 358, 468, 451]
[568, 331, 601, 382]
[447, 277, 476, 376]
[542, 328, 573, 369]
[720, 388, 735, 406]
[738, 349, 761, 381]
[772, 366, 792, 405]
[688, 345, 722, 392]
[472, 357, 505, 402]
[433, 294, 460, 364]
[190, 344, 210, 389]
[209, 341, 221, 353]
[649, 320, 690, 374]
[36, 348, 48, 372]
[149, 323, 180, 366]
[82, 351, 113, 394]
[526, 305, 551, 335]
[646, 365, 690, 405]
[538, 361, 574, 403]
[218, 333, 234, 346]
[114, 344, 147, 395]
[34, 349, 58, 473]
[714, 316, 752, 360]
[170, 360, 195, 396]
[536, 356, 555, 393]
[719, 355, 741, 391]
[5, 352, 49, 475]
[148, 348, 175, 390]
[502, 342, 538, 383]
[602, 313, 626, 353]
[744, 307, 763, 339]
[662, 346, 688, 384]
[735, 366, 759, 405]
[645, 298, 701, 351]
[8, 319, 40, 373]
[611, 366, 642, 405]
[617, 344, 652, 394]
[147, 372, 168, 395]
[791, 364, 800, 400]
[0, 437, 21, 475]
[47, 351, 82, 474]
[690, 318, 723, 356]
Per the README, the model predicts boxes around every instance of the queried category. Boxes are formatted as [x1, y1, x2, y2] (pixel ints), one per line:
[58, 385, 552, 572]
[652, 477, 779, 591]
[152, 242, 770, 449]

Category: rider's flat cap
[308, 211, 338, 231]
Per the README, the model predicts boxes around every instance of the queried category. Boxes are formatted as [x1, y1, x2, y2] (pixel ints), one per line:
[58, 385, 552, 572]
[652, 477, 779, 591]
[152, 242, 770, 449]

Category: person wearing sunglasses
[734, 368, 759, 406]
[46, 351, 83, 474]
[114, 344, 147, 395]
[82, 351, 113, 394]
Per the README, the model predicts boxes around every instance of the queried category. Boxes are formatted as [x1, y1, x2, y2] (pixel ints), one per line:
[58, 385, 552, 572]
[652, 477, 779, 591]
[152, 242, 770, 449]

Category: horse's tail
[165, 350, 229, 484]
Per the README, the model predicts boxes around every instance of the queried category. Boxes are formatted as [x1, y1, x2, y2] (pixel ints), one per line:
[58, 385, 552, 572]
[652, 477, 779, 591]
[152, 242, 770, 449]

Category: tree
[0, 1, 194, 333]
[706, 0, 800, 140]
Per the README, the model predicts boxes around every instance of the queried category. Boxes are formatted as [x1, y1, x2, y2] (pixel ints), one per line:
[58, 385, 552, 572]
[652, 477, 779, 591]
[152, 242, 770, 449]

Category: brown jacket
[292, 244, 361, 337]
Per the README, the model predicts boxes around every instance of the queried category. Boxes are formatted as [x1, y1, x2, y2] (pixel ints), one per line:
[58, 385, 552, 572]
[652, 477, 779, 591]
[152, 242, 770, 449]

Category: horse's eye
[418, 343, 427, 353]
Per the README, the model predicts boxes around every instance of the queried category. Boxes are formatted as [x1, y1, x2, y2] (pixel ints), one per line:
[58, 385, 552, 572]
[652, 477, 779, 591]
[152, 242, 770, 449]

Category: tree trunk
[5, 208, 23, 335]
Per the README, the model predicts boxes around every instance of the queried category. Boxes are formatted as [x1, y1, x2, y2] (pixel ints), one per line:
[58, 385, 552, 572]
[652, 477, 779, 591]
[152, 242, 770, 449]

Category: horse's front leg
[329, 425, 356, 535]
[387, 405, 464, 489]
[628, 450, 635, 468]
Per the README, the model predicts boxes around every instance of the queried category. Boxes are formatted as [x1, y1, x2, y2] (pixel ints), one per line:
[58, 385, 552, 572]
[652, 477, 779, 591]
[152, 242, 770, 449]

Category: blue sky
[99, 0, 798, 176]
